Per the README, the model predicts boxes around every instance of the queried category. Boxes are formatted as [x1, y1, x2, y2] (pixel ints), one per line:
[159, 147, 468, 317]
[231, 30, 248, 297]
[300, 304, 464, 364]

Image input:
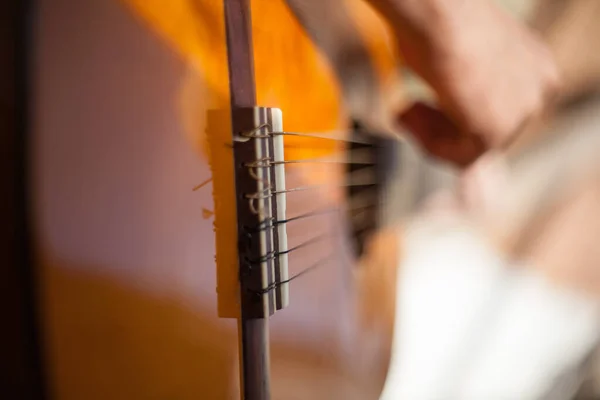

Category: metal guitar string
[258, 254, 337, 295]
[238, 122, 382, 296]
[245, 233, 331, 264]
[237, 123, 378, 144]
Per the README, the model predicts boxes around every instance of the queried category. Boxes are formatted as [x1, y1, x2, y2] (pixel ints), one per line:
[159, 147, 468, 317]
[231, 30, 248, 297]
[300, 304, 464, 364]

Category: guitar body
[120, 0, 404, 397]
[122, 0, 402, 161]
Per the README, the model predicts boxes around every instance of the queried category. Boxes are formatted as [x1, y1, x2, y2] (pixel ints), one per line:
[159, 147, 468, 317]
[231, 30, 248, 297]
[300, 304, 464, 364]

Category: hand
[450, 151, 600, 297]
[373, 0, 561, 166]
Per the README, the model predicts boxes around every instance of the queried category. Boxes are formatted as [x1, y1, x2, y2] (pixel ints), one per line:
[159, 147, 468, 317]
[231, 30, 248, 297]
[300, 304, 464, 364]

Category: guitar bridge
[232, 107, 289, 319]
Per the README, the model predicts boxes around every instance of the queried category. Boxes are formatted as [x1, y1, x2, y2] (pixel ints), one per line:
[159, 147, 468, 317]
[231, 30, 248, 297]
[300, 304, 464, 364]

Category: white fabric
[380, 217, 600, 400]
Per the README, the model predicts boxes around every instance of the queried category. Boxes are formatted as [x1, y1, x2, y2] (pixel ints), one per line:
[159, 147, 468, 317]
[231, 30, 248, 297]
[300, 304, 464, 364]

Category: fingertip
[398, 102, 486, 167]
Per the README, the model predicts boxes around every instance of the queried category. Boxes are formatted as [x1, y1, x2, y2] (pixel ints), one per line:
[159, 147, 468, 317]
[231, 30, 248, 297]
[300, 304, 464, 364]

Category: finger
[399, 102, 487, 167]
[526, 182, 600, 296]
[459, 151, 510, 217]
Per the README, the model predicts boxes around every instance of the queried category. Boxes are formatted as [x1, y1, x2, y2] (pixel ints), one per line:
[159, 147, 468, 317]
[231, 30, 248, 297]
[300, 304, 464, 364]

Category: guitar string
[258, 254, 336, 295]
[253, 194, 379, 294]
[244, 200, 375, 234]
[216, 123, 390, 295]
[193, 144, 379, 189]
[233, 125, 401, 144]
[238, 191, 373, 294]
[254, 190, 356, 295]
[246, 206, 348, 295]
[206, 126, 383, 190]
[200, 138, 383, 220]
[272, 180, 376, 195]
[245, 232, 332, 264]
[243, 184, 380, 294]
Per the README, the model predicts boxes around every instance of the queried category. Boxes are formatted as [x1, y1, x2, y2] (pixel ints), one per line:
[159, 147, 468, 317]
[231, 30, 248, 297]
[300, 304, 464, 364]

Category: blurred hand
[446, 151, 600, 297]
[376, 0, 561, 166]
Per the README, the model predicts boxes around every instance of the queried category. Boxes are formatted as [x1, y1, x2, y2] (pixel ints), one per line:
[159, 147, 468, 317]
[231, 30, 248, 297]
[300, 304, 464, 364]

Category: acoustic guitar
[121, 0, 406, 399]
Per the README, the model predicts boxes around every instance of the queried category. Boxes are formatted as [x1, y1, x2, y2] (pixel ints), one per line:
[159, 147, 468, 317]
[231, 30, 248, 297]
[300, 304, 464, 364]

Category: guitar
[121, 0, 406, 398]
